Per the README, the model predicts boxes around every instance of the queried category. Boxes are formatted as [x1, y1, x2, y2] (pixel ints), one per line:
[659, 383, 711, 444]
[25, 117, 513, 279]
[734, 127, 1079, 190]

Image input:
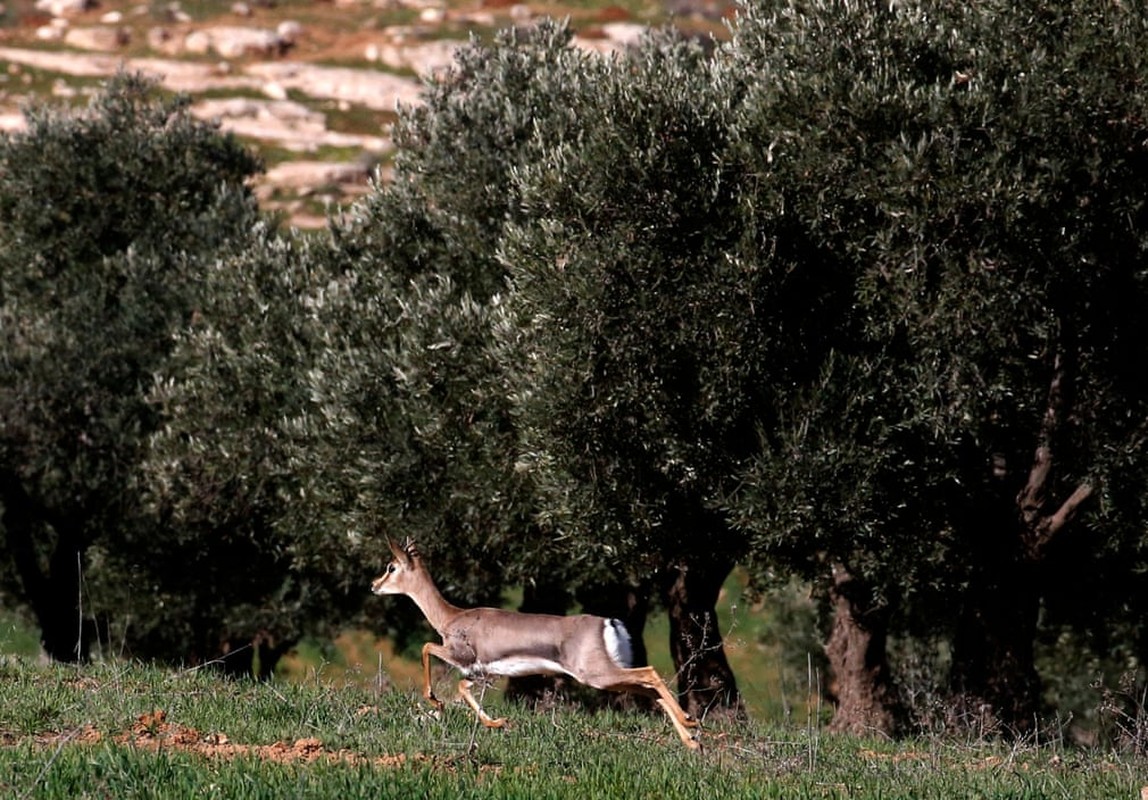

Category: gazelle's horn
[402, 537, 421, 562]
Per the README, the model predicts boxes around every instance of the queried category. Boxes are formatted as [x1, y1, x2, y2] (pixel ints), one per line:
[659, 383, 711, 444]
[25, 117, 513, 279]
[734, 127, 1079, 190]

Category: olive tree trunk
[1, 471, 93, 662]
[662, 556, 745, 722]
[824, 563, 897, 736]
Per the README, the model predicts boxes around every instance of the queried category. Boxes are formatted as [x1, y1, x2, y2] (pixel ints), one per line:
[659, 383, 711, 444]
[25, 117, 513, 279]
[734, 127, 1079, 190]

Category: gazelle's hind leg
[656, 698, 701, 748]
[589, 665, 700, 749]
[458, 679, 508, 728]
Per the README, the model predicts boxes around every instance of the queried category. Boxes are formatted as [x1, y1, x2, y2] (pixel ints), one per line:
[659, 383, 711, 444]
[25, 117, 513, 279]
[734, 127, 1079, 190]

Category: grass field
[2, 658, 1146, 799]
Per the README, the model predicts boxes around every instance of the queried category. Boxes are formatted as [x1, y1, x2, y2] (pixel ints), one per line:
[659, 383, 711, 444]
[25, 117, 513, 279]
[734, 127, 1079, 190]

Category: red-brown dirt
[35, 709, 414, 767]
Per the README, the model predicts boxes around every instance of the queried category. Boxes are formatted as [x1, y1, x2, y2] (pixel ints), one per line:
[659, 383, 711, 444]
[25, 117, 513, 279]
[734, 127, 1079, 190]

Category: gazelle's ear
[387, 538, 409, 566]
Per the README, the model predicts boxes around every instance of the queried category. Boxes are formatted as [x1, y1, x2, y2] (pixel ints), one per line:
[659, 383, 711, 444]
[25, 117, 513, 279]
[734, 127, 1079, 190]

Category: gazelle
[370, 539, 700, 749]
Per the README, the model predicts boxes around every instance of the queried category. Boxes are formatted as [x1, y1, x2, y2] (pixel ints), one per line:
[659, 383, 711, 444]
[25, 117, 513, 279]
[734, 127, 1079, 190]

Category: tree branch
[1028, 482, 1093, 559]
[1015, 334, 1094, 559]
[1016, 351, 1066, 527]
[1047, 482, 1094, 536]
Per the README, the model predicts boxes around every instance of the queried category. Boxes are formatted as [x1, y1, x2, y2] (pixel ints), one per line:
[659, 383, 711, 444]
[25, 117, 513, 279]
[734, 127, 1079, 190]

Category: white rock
[196, 97, 323, 127]
[183, 30, 212, 55]
[35, 25, 65, 41]
[276, 20, 302, 45]
[190, 97, 392, 151]
[0, 112, 26, 133]
[461, 12, 496, 26]
[372, 39, 459, 76]
[604, 23, 649, 46]
[245, 62, 423, 111]
[34, 0, 94, 17]
[262, 160, 373, 189]
[215, 27, 282, 59]
[183, 26, 285, 59]
[64, 27, 130, 52]
[262, 80, 287, 100]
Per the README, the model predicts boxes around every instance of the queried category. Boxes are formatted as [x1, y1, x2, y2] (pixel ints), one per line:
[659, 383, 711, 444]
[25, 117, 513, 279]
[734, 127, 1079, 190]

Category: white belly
[467, 656, 572, 678]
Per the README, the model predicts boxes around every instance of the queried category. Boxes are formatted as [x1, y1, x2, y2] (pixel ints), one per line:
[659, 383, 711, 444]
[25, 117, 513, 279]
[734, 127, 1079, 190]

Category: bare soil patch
[29, 709, 414, 767]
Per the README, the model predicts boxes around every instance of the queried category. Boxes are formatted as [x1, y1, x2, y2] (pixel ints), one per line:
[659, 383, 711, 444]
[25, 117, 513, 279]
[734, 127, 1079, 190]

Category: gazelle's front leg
[457, 679, 508, 728]
[420, 642, 449, 712]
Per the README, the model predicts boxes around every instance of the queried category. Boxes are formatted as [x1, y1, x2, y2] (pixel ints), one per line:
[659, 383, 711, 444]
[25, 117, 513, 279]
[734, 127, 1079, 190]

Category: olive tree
[324, 25, 757, 714]
[725, 0, 1148, 731]
[126, 233, 369, 674]
[492, 31, 763, 719]
[127, 24, 607, 676]
[0, 73, 262, 662]
[319, 21, 603, 618]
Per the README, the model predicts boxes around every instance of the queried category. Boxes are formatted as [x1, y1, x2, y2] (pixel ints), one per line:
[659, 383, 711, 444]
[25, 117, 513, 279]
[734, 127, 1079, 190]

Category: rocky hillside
[0, 0, 731, 227]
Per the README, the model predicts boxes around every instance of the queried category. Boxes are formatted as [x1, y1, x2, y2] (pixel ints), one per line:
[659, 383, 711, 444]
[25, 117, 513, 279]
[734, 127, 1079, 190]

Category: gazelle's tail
[603, 618, 634, 668]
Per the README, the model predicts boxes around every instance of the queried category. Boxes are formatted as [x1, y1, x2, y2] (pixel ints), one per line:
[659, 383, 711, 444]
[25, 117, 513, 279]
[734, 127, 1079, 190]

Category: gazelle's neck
[405, 569, 463, 634]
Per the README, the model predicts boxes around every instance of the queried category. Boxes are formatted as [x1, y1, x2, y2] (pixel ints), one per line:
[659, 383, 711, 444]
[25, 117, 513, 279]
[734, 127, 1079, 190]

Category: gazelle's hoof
[423, 697, 444, 720]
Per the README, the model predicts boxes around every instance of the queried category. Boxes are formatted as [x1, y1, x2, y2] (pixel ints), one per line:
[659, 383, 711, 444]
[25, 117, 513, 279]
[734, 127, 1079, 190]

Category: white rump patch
[603, 619, 634, 668]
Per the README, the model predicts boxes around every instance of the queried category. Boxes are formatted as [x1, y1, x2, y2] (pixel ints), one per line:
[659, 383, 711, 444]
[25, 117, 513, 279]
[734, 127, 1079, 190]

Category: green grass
[0, 610, 40, 659]
[1, 660, 1145, 799]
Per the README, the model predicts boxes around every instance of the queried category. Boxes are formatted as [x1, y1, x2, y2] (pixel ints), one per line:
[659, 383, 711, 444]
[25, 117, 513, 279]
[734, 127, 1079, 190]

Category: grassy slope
[1, 0, 722, 226]
[1, 660, 1144, 799]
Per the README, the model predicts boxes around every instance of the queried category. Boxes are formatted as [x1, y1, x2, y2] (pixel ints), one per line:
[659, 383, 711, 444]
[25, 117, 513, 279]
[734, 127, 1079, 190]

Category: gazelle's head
[370, 538, 424, 596]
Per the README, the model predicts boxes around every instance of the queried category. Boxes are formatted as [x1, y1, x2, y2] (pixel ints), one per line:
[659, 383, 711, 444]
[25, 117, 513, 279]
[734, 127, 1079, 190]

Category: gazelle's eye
[387, 564, 396, 573]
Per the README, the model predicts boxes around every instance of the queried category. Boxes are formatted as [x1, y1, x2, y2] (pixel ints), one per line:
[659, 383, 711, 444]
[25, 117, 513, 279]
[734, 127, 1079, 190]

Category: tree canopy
[0, 73, 263, 662]
[726, 0, 1148, 730]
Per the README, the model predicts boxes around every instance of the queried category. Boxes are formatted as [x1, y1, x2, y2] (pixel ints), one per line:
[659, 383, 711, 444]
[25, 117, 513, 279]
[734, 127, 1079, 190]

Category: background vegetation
[2, 0, 1147, 764]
